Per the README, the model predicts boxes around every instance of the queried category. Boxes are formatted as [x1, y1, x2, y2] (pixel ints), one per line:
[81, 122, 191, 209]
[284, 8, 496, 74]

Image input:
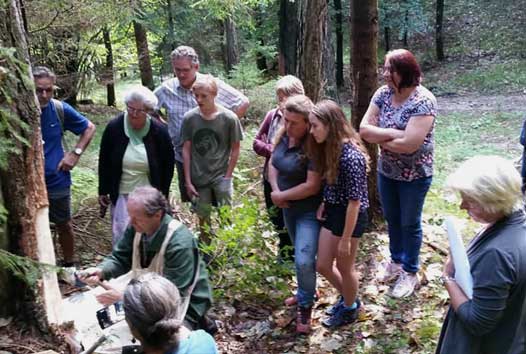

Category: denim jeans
[282, 208, 320, 308]
[378, 173, 432, 274]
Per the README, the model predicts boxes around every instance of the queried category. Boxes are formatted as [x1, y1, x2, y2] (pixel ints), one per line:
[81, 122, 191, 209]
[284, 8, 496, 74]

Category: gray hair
[446, 155, 523, 216]
[123, 85, 159, 111]
[32, 66, 56, 82]
[128, 186, 170, 216]
[123, 273, 182, 351]
[170, 45, 199, 65]
[276, 75, 305, 97]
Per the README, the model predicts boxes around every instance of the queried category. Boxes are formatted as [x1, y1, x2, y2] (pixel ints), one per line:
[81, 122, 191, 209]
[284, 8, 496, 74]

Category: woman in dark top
[437, 155, 526, 354]
[253, 75, 305, 262]
[307, 100, 369, 328]
[268, 95, 322, 334]
[98, 86, 175, 245]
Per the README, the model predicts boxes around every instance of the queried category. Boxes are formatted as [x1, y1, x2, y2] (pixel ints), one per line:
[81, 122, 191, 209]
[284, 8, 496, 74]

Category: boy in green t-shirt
[181, 74, 243, 245]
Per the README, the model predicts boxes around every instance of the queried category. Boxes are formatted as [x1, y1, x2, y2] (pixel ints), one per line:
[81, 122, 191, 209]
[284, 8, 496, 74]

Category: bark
[298, 0, 328, 102]
[224, 17, 240, 73]
[384, 26, 390, 52]
[436, 0, 445, 61]
[334, 0, 344, 87]
[278, 0, 300, 75]
[0, 0, 62, 328]
[323, 0, 337, 100]
[133, 19, 154, 90]
[102, 27, 116, 107]
[350, 0, 381, 223]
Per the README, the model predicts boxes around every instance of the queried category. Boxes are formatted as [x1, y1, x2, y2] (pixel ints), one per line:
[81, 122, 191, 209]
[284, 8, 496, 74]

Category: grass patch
[426, 59, 526, 95]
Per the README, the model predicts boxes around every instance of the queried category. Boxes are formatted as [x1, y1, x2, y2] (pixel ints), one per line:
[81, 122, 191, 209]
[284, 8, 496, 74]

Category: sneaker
[322, 298, 361, 328]
[378, 261, 403, 283]
[325, 295, 344, 316]
[391, 271, 419, 298]
[296, 306, 313, 334]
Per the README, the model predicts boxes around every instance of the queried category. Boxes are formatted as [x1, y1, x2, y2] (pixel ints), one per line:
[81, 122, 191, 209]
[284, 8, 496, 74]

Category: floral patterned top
[323, 143, 369, 212]
[372, 85, 437, 181]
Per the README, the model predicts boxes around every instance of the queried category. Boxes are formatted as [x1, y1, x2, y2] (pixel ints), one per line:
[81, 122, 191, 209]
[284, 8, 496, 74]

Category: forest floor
[1, 91, 525, 354]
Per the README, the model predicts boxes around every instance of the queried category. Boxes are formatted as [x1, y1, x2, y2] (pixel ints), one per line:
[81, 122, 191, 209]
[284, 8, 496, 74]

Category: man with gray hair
[154, 45, 249, 202]
[33, 66, 96, 266]
[80, 186, 213, 331]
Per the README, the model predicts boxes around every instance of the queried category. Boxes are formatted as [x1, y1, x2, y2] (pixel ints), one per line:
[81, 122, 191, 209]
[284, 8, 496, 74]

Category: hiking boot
[378, 261, 403, 283]
[296, 306, 313, 334]
[325, 295, 344, 316]
[322, 298, 361, 328]
[391, 271, 419, 298]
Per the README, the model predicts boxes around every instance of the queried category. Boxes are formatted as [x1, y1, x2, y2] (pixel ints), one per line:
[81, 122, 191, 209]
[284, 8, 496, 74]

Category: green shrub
[201, 197, 293, 303]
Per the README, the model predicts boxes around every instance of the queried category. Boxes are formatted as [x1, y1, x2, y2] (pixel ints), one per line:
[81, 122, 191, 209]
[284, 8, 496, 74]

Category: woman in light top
[98, 86, 174, 245]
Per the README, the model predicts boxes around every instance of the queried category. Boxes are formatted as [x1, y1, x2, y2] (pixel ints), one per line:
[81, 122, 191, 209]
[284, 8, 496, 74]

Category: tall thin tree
[436, 0, 445, 60]
[350, 0, 381, 221]
[298, 0, 328, 102]
[133, 17, 154, 90]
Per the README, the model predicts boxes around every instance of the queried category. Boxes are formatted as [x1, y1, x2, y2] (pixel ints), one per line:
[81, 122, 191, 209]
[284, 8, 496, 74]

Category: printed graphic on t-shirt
[193, 128, 221, 156]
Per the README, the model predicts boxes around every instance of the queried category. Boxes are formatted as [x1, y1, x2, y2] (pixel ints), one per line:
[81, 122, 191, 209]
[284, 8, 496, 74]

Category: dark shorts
[48, 187, 71, 224]
[322, 203, 368, 238]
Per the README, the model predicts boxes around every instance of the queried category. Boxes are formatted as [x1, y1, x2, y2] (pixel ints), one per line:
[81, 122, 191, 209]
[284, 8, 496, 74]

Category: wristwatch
[440, 275, 455, 285]
[73, 147, 83, 156]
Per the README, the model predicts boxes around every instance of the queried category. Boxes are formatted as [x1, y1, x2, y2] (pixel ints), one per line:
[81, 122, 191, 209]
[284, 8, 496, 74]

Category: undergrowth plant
[201, 197, 293, 302]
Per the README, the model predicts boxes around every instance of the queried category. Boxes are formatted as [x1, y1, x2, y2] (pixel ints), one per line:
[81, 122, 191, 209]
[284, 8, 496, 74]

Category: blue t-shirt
[169, 330, 218, 354]
[40, 101, 89, 191]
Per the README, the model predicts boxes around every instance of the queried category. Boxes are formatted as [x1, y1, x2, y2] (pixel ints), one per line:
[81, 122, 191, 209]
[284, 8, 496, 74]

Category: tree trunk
[384, 26, 390, 52]
[278, 0, 300, 75]
[102, 27, 116, 107]
[436, 0, 445, 61]
[323, 0, 337, 100]
[0, 0, 62, 328]
[402, 8, 408, 47]
[298, 0, 328, 102]
[350, 0, 381, 223]
[334, 0, 344, 87]
[133, 19, 154, 90]
[224, 17, 240, 73]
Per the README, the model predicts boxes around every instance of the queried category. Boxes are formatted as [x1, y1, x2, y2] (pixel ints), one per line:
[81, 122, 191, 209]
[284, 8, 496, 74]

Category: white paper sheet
[445, 216, 473, 299]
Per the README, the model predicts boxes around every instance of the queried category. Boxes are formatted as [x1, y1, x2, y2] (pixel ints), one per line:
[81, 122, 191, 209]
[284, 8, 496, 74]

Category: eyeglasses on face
[127, 105, 148, 115]
[36, 87, 54, 94]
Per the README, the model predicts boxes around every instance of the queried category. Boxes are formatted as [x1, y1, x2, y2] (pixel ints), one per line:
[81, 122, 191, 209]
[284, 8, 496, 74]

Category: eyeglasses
[36, 87, 53, 94]
[127, 105, 148, 115]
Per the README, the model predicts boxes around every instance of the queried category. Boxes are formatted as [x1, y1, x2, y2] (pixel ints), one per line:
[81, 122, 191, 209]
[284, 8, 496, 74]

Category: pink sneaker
[378, 261, 403, 283]
[296, 306, 312, 334]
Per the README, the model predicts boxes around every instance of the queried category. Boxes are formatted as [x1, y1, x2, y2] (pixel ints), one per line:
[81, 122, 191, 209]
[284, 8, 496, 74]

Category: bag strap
[51, 98, 69, 151]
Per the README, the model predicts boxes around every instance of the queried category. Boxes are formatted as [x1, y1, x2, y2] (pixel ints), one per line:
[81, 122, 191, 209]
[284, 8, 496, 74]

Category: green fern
[0, 249, 59, 287]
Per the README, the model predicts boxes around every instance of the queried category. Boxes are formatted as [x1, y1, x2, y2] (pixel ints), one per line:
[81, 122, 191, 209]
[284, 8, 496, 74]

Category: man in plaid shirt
[154, 46, 249, 202]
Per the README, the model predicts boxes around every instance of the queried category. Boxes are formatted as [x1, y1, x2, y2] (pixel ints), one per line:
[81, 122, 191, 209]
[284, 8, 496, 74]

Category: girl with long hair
[308, 100, 369, 327]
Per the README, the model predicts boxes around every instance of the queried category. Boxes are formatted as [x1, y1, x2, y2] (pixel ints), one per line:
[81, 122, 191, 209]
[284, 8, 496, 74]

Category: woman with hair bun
[123, 273, 217, 354]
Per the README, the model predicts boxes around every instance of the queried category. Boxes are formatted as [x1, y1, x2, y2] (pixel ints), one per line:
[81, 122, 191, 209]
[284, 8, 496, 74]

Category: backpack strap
[51, 98, 69, 151]
[51, 98, 65, 135]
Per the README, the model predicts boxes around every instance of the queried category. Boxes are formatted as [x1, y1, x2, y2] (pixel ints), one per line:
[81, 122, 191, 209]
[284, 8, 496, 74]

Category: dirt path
[437, 92, 526, 114]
